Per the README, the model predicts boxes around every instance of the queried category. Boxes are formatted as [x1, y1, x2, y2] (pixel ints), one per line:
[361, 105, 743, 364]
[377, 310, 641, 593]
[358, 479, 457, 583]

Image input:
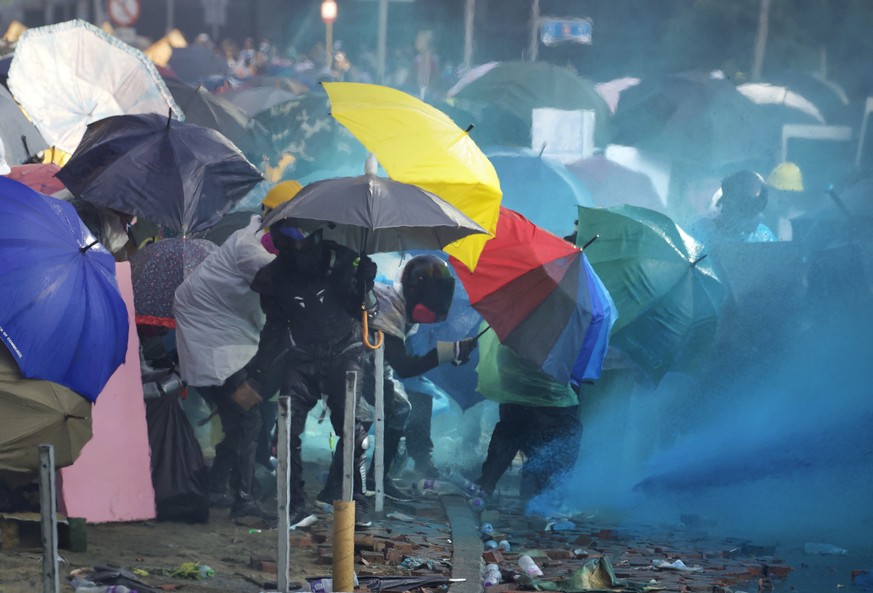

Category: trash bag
[145, 392, 209, 523]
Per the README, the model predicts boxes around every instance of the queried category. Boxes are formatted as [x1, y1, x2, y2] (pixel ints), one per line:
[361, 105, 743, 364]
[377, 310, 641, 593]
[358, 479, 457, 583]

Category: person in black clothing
[234, 224, 378, 526]
[318, 254, 477, 503]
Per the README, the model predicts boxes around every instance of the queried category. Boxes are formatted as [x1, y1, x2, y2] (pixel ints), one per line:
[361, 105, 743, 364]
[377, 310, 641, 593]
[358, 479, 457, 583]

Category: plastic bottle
[415, 478, 460, 494]
[483, 563, 502, 587]
[518, 555, 543, 577]
[803, 542, 848, 555]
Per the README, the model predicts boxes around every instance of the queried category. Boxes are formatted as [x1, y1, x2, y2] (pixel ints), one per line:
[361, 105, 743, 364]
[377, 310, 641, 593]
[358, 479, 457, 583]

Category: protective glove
[356, 254, 378, 294]
[436, 338, 478, 366]
[452, 337, 478, 366]
[230, 381, 263, 412]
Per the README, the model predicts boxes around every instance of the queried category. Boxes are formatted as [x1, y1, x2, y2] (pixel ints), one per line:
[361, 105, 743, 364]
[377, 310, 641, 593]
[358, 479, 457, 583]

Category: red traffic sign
[108, 0, 140, 27]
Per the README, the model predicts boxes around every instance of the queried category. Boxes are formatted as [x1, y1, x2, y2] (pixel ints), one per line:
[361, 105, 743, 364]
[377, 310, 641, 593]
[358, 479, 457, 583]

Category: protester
[237, 221, 378, 527]
[317, 254, 477, 504]
[474, 331, 582, 501]
[690, 170, 777, 244]
[173, 182, 300, 519]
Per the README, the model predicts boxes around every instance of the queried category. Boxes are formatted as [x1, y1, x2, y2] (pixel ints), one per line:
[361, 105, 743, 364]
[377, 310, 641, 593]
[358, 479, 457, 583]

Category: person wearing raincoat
[474, 331, 583, 501]
[173, 181, 300, 520]
[690, 170, 777, 244]
[316, 254, 477, 505]
[237, 221, 379, 527]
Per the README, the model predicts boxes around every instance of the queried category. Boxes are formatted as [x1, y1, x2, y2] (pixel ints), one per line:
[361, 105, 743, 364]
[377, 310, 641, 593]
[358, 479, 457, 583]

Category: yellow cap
[262, 180, 303, 210]
[767, 161, 804, 192]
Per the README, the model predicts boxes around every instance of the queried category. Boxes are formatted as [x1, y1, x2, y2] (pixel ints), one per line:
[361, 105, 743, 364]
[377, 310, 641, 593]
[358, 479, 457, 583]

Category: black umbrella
[167, 45, 226, 86]
[163, 76, 273, 163]
[56, 113, 264, 235]
[613, 72, 768, 170]
[0, 84, 46, 165]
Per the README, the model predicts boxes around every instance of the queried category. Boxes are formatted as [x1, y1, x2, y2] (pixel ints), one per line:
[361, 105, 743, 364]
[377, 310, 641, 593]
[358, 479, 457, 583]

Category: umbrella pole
[38, 444, 59, 593]
[373, 344, 385, 515]
[276, 396, 291, 593]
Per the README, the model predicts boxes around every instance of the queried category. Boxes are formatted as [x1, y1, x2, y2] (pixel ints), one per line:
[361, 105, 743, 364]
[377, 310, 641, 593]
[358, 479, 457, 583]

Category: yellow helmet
[767, 162, 804, 192]
[261, 180, 302, 210]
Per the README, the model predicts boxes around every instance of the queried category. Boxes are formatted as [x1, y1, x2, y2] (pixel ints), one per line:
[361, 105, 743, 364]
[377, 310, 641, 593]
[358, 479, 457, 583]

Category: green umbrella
[0, 347, 92, 487]
[577, 205, 726, 384]
[449, 61, 612, 147]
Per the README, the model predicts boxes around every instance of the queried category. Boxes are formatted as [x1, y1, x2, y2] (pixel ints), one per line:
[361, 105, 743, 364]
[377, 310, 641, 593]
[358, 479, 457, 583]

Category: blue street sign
[540, 17, 593, 47]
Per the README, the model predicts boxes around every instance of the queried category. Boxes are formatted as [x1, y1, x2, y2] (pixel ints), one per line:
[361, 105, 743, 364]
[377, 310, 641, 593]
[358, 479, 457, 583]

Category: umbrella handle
[362, 310, 384, 350]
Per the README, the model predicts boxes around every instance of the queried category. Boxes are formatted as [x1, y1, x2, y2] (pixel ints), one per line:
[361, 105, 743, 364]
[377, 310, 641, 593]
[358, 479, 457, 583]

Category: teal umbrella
[577, 205, 726, 384]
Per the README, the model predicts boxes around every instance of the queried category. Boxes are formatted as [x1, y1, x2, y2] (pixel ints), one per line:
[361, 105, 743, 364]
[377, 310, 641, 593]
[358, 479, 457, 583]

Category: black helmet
[401, 254, 455, 324]
[717, 170, 768, 217]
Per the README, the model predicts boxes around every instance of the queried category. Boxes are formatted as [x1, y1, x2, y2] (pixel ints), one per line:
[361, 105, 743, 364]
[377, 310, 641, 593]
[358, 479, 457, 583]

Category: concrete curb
[443, 495, 483, 593]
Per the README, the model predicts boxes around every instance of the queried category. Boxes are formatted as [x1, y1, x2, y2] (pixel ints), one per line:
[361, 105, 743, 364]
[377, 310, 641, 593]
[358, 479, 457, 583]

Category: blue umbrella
[486, 148, 593, 237]
[571, 255, 617, 384]
[0, 177, 128, 401]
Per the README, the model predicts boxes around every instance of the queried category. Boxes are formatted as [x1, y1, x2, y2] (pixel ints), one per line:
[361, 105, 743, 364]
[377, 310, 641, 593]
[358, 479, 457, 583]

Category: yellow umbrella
[322, 82, 502, 271]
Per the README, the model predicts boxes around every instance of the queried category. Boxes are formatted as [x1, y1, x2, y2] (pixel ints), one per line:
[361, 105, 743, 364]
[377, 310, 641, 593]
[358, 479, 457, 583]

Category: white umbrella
[7, 19, 182, 154]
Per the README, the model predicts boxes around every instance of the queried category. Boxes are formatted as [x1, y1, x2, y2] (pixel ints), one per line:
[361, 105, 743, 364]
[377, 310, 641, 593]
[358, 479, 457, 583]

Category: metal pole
[326, 21, 334, 71]
[166, 0, 175, 31]
[39, 445, 59, 593]
[751, 0, 771, 82]
[373, 346, 385, 514]
[276, 396, 291, 593]
[528, 0, 540, 61]
[92, 0, 104, 25]
[342, 371, 357, 502]
[463, 0, 475, 70]
[377, 0, 388, 84]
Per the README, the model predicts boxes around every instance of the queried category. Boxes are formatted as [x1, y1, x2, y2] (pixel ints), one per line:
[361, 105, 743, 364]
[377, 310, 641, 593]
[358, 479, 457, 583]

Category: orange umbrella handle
[362, 309, 383, 350]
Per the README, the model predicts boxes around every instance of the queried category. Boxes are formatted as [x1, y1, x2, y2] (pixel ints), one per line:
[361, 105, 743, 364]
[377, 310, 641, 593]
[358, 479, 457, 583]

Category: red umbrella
[566, 156, 666, 213]
[449, 208, 610, 385]
[4, 163, 64, 195]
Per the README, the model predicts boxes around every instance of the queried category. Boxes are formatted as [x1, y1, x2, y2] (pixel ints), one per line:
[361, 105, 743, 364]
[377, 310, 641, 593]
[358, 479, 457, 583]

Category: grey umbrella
[0, 85, 47, 165]
[261, 174, 488, 255]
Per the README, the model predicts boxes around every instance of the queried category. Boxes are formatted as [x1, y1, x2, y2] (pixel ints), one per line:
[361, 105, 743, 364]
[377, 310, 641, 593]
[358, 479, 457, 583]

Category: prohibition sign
[108, 0, 141, 27]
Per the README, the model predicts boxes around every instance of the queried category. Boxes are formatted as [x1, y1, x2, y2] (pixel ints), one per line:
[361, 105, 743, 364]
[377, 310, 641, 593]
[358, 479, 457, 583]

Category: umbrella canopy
[166, 44, 226, 85]
[448, 61, 612, 148]
[3, 163, 63, 194]
[222, 85, 298, 119]
[56, 113, 264, 235]
[323, 82, 503, 271]
[0, 84, 47, 165]
[577, 205, 727, 384]
[486, 148, 593, 237]
[612, 72, 768, 170]
[450, 208, 611, 385]
[130, 237, 218, 327]
[737, 82, 826, 124]
[767, 70, 851, 125]
[0, 176, 128, 401]
[7, 19, 182, 154]
[0, 347, 92, 486]
[163, 76, 273, 164]
[261, 174, 487, 255]
[253, 92, 367, 178]
[566, 155, 666, 213]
